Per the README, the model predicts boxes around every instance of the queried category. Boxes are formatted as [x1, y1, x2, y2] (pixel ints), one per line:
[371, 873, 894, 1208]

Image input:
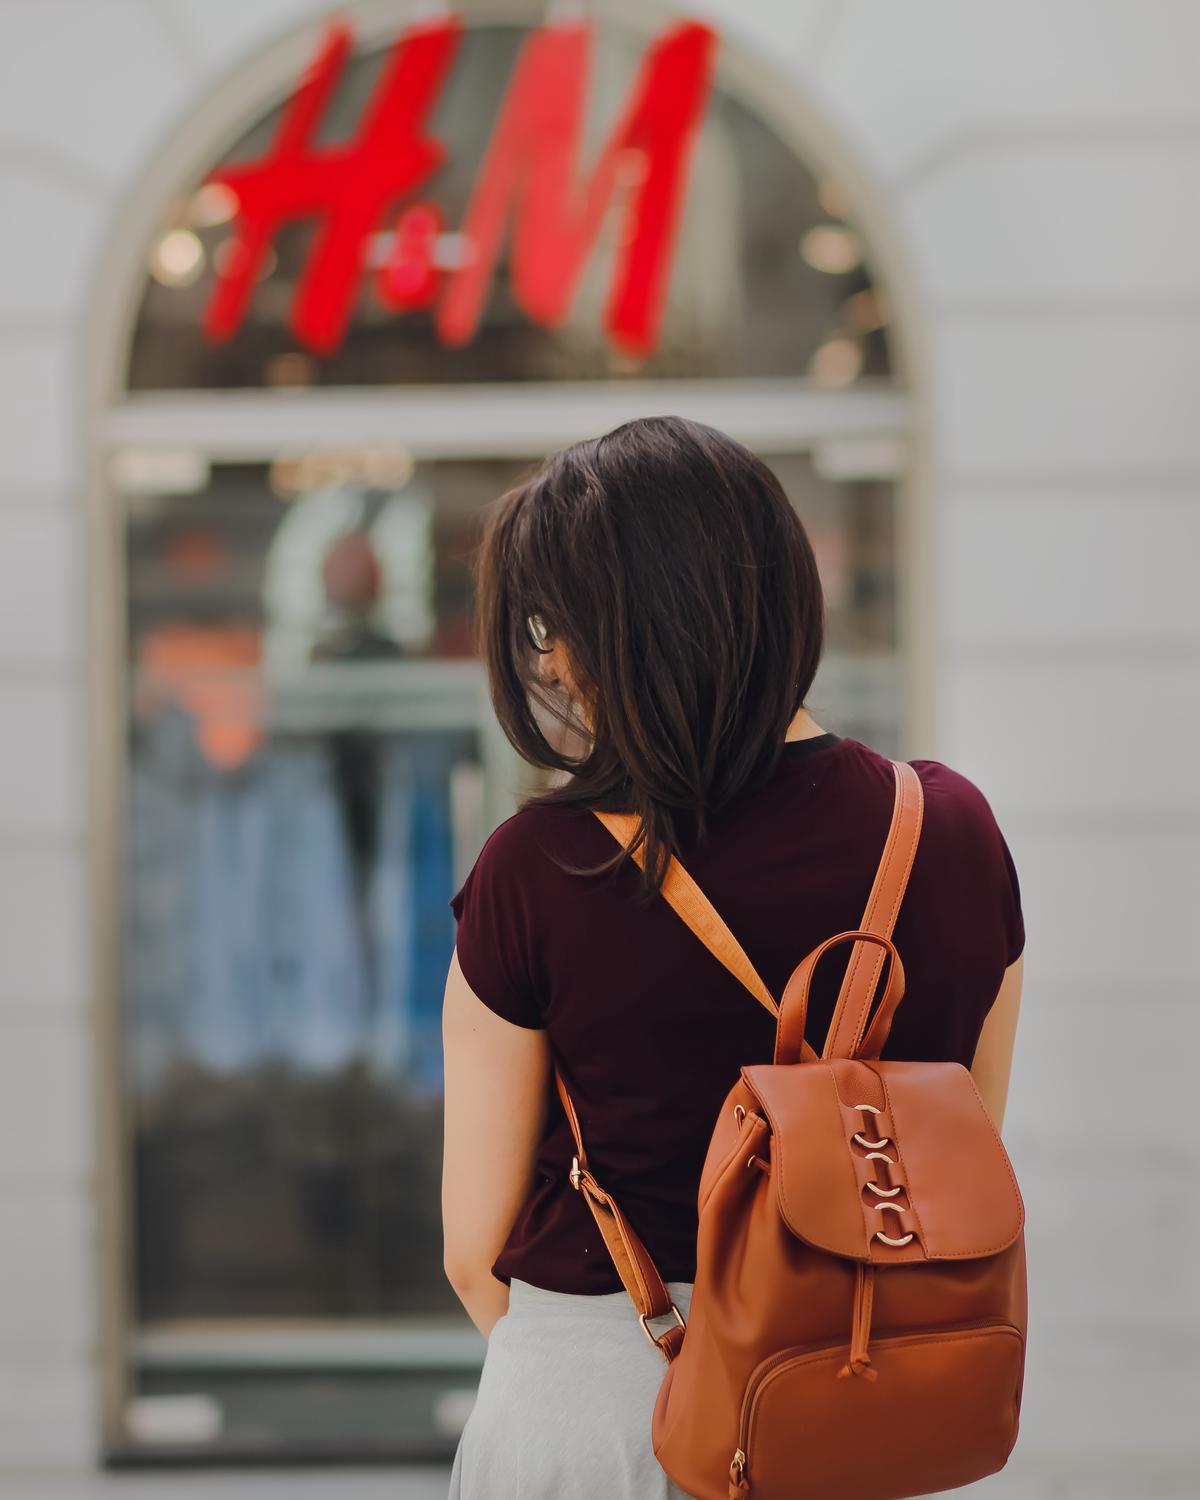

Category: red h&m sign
[203, 16, 717, 358]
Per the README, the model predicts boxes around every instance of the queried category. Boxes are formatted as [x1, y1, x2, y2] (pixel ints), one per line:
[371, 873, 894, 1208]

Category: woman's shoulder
[906, 754, 1012, 843]
[835, 738, 1018, 883]
[903, 754, 1024, 962]
[831, 733, 992, 808]
[798, 738, 1027, 975]
[452, 798, 603, 910]
[471, 798, 599, 866]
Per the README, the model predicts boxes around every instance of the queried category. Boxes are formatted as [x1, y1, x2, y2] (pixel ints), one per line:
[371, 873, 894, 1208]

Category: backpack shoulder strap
[592, 808, 818, 1048]
[553, 1066, 686, 1362]
[822, 759, 924, 1059]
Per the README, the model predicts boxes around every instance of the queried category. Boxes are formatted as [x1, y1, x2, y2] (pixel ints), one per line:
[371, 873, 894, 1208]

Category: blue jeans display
[126, 706, 474, 1093]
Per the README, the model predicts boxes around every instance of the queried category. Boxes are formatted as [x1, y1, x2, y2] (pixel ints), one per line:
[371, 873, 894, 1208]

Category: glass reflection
[125, 461, 490, 1332]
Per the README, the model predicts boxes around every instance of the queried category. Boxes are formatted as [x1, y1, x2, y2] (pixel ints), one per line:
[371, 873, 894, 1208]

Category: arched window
[100, 8, 914, 1461]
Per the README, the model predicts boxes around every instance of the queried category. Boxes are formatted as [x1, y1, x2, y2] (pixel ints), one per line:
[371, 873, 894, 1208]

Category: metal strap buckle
[639, 1302, 686, 1350]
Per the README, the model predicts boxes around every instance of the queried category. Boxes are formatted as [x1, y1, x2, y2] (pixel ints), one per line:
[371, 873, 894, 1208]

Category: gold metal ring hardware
[875, 1230, 914, 1247]
[733, 1104, 746, 1127]
[873, 1201, 906, 1216]
[853, 1103, 882, 1114]
[865, 1181, 902, 1198]
[853, 1132, 891, 1149]
[639, 1302, 686, 1349]
[864, 1150, 897, 1165]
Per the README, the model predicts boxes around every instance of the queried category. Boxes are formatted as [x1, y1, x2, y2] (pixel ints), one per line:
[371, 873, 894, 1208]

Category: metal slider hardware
[639, 1302, 685, 1350]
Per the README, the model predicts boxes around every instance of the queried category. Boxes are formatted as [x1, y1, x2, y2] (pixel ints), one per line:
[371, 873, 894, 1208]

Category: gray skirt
[447, 1276, 699, 1500]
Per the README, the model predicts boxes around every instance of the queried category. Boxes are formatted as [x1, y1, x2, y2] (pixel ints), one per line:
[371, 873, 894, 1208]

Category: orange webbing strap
[822, 760, 924, 1061]
[554, 1067, 685, 1363]
[592, 808, 821, 1063]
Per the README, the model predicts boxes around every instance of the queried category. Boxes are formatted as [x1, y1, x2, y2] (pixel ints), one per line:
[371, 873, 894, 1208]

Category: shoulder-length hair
[471, 414, 825, 897]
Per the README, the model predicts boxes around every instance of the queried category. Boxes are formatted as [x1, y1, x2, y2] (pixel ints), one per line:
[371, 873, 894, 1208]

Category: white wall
[0, 0, 1193, 1489]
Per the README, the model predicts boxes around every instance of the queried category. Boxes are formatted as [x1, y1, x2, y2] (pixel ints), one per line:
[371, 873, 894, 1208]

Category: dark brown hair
[472, 414, 825, 896]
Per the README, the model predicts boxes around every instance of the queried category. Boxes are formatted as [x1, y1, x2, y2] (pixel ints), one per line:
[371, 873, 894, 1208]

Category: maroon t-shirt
[448, 733, 1025, 1296]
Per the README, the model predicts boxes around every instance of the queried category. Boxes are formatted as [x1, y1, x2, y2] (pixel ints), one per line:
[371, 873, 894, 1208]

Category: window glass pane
[124, 459, 500, 1324]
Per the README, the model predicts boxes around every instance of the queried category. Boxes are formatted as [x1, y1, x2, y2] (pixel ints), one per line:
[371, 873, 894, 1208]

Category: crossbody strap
[553, 758, 924, 1361]
[591, 808, 809, 1042]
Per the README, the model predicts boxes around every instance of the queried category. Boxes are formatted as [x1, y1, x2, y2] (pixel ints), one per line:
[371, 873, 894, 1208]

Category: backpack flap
[741, 1057, 1023, 1264]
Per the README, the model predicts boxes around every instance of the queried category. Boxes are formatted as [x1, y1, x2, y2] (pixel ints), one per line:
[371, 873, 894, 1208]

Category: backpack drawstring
[837, 1262, 878, 1381]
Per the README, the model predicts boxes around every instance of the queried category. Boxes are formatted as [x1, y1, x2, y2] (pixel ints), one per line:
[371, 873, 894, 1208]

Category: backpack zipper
[727, 1317, 1019, 1498]
[727, 1337, 834, 1497]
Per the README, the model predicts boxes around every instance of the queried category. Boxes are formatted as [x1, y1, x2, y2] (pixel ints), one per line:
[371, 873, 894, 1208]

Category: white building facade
[0, 0, 1194, 1492]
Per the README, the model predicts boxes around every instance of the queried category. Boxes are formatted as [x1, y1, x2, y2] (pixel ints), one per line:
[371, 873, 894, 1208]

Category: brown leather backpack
[554, 759, 1027, 1500]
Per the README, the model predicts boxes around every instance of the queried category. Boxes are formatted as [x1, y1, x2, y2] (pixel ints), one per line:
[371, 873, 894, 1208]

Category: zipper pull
[728, 1447, 749, 1497]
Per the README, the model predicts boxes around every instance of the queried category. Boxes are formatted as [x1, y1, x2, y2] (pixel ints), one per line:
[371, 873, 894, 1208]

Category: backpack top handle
[773, 929, 906, 1067]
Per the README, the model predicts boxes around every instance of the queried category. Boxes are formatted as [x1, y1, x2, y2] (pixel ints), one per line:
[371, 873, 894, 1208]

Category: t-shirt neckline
[780, 731, 842, 757]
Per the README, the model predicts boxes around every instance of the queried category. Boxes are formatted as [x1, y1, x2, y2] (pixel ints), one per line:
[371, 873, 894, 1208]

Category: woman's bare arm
[441, 948, 551, 1337]
[969, 952, 1024, 1134]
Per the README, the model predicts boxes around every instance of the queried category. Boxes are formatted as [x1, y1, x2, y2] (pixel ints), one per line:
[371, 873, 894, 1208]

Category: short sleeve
[448, 814, 546, 1030]
[997, 829, 1025, 966]
[951, 767, 1026, 969]
[916, 758, 1026, 975]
